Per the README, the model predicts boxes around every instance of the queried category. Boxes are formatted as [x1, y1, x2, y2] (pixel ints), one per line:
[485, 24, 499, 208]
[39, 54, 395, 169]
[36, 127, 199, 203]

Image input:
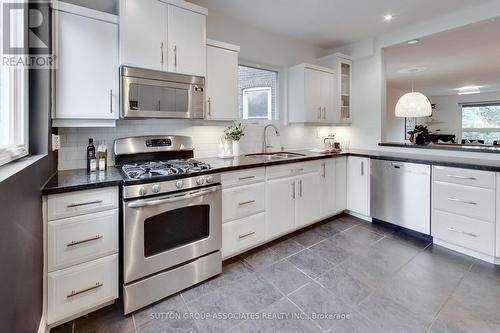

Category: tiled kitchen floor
[53, 214, 500, 333]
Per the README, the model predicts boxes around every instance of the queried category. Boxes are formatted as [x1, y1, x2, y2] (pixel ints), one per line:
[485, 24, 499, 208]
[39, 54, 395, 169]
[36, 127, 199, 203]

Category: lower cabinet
[335, 156, 347, 212]
[265, 176, 296, 239]
[295, 171, 322, 228]
[346, 156, 370, 216]
[320, 159, 336, 217]
[222, 213, 266, 258]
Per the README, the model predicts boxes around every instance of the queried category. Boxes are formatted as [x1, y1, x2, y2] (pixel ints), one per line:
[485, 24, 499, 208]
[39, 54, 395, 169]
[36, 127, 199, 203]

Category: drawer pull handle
[67, 235, 103, 247]
[447, 227, 478, 238]
[67, 282, 103, 298]
[238, 231, 256, 239]
[67, 200, 103, 208]
[447, 175, 477, 180]
[238, 200, 256, 206]
[238, 176, 255, 181]
[447, 198, 477, 205]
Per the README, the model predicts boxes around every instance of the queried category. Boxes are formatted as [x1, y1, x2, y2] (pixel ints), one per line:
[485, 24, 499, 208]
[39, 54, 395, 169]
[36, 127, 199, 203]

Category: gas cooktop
[121, 159, 212, 180]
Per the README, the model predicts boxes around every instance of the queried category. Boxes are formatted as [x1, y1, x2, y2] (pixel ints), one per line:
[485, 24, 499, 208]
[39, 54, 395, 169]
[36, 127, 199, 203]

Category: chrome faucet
[262, 124, 280, 153]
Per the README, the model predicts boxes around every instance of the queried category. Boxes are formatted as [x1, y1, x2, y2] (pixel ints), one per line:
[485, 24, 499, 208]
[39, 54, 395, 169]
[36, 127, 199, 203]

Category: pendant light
[395, 80, 432, 117]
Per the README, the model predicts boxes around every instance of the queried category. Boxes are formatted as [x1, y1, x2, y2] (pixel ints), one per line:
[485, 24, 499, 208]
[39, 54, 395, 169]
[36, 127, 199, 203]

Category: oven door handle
[127, 186, 221, 208]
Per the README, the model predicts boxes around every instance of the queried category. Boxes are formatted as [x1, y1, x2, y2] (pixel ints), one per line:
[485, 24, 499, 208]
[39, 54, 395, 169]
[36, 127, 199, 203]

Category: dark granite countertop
[42, 148, 500, 194]
[42, 167, 124, 195]
[379, 142, 500, 154]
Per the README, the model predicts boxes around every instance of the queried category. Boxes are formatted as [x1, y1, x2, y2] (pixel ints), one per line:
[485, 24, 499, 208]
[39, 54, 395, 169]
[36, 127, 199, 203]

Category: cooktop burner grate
[121, 159, 212, 180]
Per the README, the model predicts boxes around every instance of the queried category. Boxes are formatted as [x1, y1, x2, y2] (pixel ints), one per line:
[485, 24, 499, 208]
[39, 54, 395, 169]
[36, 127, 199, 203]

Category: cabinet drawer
[48, 209, 118, 272]
[432, 166, 495, 189]
[432, 210, 495, 256]
[222, 168, 265, 188]
[266, 161, 320, 180]
[48, 187, 118, 221]
[432, 181, 495, 222]
[222, 183, 265, 222]
[222, 213, 265, 259]
[47, 254, 118, 324]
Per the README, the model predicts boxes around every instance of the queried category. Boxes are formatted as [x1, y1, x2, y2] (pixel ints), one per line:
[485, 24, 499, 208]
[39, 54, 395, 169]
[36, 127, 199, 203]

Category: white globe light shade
[395, 92, 432, 117]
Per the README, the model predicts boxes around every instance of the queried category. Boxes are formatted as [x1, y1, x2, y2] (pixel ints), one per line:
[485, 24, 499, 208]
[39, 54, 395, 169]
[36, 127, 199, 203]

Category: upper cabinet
[205, 40, 240, 120]
[288, 64, 338, 124]
[52, 2, 119, 127]
[316, 53, 353, 124]
[119, 0, 207, 77]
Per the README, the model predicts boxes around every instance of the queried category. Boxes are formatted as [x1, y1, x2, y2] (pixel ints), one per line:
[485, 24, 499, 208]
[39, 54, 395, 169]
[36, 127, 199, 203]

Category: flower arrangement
[224, 122, 245, 141]
[408, 124, 429, 144]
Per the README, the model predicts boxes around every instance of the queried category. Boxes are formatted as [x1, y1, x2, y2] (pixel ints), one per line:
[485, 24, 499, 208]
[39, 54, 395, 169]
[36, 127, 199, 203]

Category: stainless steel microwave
[120, 66, 205, 119]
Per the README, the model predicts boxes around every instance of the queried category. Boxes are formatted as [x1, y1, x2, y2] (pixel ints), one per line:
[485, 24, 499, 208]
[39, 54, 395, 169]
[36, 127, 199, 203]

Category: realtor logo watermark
[2, 0, 54, 68]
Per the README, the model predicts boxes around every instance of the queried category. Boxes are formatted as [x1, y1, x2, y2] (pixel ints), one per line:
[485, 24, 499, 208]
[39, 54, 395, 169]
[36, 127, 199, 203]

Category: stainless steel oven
[120, 66, 205, 119]
[122, 176, 222, 314]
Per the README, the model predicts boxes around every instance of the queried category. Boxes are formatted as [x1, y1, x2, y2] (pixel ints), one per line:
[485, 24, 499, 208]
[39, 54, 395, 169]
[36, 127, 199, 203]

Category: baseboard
[433, 238, 496, 264]
[346, 210, 372, 222]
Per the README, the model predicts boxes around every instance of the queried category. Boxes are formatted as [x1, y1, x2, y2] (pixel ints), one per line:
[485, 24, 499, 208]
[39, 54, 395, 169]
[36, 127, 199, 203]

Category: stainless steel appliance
[370, 159, 431, 235]
[120, 66, 205, 119]
[115, 136, 221, 314]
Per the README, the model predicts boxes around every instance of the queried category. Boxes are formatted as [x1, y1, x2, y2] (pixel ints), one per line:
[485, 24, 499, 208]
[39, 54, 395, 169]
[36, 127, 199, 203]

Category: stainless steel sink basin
[245, 152, 306, 159]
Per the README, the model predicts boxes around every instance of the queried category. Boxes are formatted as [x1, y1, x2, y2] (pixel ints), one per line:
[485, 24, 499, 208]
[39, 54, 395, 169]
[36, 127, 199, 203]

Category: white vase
[232, 140, 240, 156]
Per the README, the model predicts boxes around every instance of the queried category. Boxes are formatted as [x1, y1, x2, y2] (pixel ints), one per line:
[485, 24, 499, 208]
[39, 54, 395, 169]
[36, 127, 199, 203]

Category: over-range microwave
[120, 66, 205, 119]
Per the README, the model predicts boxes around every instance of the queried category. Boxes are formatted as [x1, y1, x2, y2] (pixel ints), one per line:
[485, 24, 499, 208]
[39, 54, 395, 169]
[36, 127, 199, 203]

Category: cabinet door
[266, 177, 296, 239]
[167, 5, 206, 76]
[296, 172, 322, 228]
[335, 157, 347, 212]
[320, 72, 337, 123]
[56, 11, 118, 119]
[346, 157, 370, 216]
[320, 160, 336, 218]
[338, 58, 352, 122]
[206, 45, 238, 120]
[119, 0, 165, 70]
[304, 68, 322, 122]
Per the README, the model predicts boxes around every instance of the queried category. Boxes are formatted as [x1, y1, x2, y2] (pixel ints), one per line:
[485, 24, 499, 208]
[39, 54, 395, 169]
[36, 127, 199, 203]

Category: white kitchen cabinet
[53, 3, 118, 127]
[119, 0, 165, 71]
[288, 63, 337, 124]
[206, 40, 240, 120]
[497, 174, 500, 258]
[119, 0, 207, 76]
[222, 213, 266, 259]
[266, 176, 296, 239]
[295, 171, 322, 228]
[346, 156, 370, 216]
[335, 156, 347, 212]
[320, 159, 336, 217]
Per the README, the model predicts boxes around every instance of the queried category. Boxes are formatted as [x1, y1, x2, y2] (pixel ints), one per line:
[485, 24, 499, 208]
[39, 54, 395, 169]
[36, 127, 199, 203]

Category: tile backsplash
[58, 119, 349, 170]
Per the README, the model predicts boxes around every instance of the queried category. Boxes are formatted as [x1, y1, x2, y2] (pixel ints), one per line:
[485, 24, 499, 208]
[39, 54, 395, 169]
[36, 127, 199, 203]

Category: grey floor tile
[268, 237, 305, 258]
[228, 298, 320, 333]
[410, 246, 473, 280]
[229, 274, 284, 312]
[220, 258, 255, 283]
[181, 274, 226, 303]
[288, 282, 352, 331]
[356, 294, 429, 333]
[287, 248, 334, 278]
[341, 225, 384, 245]
[358, 221, 395, 235]
[330, 216, 360, 231]
[240, 245, 282, 270]
[258, 259, 312, 295]
[386, 230, 431, 250]
[310, 237, 353, 265]
[312, 220, 342, 238]
[325, 309, 382, 333]
[291, 227, 327, 247]
[136, 307, 198, 333]
[468, 260, 500, 284]
[316, 266, 372, 307]
[74, 302, 135, 333]
[134, 293, 184, 328]
[371, 236, 421, 261]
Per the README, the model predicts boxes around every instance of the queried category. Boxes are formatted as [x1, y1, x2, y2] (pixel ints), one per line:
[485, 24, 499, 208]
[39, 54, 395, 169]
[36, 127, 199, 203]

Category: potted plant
[224, 122, 245, 156]
[408, 125, 429, 145]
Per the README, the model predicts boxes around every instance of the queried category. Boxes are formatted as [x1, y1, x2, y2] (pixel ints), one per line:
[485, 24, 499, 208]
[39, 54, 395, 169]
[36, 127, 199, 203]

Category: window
[461, 103, 500, 143]
[238, 65, 278, 120]
[0, 4, 29, 166]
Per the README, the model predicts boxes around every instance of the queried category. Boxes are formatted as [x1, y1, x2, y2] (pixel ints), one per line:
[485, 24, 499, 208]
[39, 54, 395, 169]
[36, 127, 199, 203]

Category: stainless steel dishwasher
[370, 159, 431, 235]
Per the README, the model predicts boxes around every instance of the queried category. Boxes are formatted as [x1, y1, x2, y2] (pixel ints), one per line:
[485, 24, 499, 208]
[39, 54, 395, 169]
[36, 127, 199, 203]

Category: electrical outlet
[52, 134, 61, 151]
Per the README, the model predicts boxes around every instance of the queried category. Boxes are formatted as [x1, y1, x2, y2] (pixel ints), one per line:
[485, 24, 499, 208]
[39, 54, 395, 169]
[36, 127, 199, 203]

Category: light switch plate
[52, 134, 60, 151]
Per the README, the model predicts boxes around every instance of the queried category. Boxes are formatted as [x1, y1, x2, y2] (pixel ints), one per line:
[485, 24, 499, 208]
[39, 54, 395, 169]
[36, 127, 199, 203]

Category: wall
[58, 1, 348, 170]
[329, 0, 500, 159]
[385, 87, 406, 142]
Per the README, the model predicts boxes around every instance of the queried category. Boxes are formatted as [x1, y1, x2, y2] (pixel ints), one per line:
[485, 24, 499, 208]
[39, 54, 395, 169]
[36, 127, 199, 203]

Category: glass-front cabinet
[337, 56, 352, 123]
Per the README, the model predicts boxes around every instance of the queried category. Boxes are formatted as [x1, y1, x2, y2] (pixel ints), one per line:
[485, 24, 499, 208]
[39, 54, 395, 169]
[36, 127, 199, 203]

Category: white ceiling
[188, 0, 493, 50]
[385, 18, 500, 96]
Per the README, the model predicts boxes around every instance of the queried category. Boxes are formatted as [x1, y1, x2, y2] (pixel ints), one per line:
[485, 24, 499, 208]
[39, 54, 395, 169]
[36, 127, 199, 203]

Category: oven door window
[128, 83, 189, 113]
[143, 205, 210, 257]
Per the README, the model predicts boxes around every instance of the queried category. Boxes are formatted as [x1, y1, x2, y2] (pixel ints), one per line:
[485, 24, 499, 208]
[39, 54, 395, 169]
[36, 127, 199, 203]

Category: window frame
[458, 101, 500, 143]
[237, 61, 282, 124]
[0, 3, 29, 167]
[242, 87, 272, 120]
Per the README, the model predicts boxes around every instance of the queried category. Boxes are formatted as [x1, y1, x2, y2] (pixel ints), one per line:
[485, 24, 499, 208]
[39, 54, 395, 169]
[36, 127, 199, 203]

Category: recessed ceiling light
[384, 14, 394, 22]
[397, 66, 427, 74]
[407, 39, 419, 45]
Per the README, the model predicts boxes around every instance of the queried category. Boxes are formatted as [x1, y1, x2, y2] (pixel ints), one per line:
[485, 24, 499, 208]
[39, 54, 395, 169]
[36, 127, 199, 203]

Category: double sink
[245, 152, 306, 160]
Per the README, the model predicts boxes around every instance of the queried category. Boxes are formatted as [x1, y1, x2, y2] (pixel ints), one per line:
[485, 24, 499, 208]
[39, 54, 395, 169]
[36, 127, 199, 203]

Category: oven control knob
[196, 177, 205, 186]
[175, 180, 184, 189]
[205, 175, 214, 184]
[138, 186, 147, 196]
[152, 184, 160, 193]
